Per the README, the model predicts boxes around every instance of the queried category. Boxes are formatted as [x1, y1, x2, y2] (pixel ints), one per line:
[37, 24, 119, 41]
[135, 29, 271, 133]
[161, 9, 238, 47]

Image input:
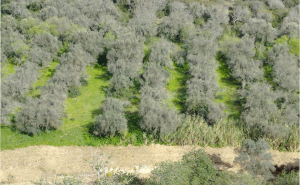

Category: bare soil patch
[1, 145, 299, 184]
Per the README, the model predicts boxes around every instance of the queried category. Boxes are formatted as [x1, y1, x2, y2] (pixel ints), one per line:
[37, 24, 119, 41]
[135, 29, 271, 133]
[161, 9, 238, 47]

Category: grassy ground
[165, 63, 189, 112]
[215, 54, 242, 120]
[26, 61, 59, 97]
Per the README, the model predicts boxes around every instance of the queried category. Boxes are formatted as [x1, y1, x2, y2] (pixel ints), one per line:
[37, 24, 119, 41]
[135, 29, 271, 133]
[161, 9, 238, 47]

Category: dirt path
[1, 145, 299, 184]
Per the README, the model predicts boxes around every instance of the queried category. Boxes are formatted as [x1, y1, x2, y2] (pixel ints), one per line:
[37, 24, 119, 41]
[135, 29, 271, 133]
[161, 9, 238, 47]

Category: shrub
[271, 169, 299, 185]
[234, 139, 276, 181]
[149, 149, 228, 185]
[68, 85, 81, 98]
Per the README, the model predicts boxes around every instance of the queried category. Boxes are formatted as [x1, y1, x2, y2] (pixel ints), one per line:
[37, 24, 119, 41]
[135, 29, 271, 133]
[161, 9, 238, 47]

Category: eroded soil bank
[1, 145, 299, 184]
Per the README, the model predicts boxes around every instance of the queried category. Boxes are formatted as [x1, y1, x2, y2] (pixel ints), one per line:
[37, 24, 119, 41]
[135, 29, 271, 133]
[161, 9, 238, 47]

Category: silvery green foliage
[42, 0, 79, 20]
[158, 8, 194, 41]
[98, 14, 123, 36]
[169, 1, 188, 13]
[140, 85, 168, 102]
[19, 17, 41, 35]
[206, 4, 229, 25]
[266, 0, 285, 9]
[1, 96, 21, 125]
[50, 44, 95, 88]
[107, 29, 145, 91]
[267, 43, 289, 64]
[9, 0, 32, 19]
[1, 51, 8, 65]
[267, 43, 298, 92]
[248, 0, 266, 14]
[1, 30, 25, 58]
[256, 9, 273, 23]
[93, 98, 129, 137]
[128, 1, 158, 38]
[72, 30, 104, 58]
[108, 75, 133, 93]
[196, 4, 229, 40]
[139, 95, 182, 138]
[1, 62, 38, 125]
[239, 82, 291, 138]
[38, 6, 58, 21]
[188, 2, 207, 19]
[272, 54, 298, 92]
[27, 46, 52, 67]
[221, 35, 264, 86]
[1, 15, 18, 31]
[279, 5, 299, 37]
[149, 39, 175, 68]
[72, 0, 121, 23]
[234, 139, 276, 181]
[142, 62, 170, 88]
[231, 5, 251, 27]
[134, 0, 167, 11]
[44, 17, 84, 42]
[2, 62, 38, 100]
[45, 16, 71, 35]
[15, 95, 64, 135]
[43, 82, 68, 103]
[241, 18, 277, 43]
[31, 32, 62, 56]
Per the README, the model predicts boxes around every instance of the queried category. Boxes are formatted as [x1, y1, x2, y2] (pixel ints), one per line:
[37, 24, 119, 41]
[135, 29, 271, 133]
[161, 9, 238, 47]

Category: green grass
[1, 62, 15, 78]
[26, 61, 59, 97]
[215, 53, 242, 120]
[166, 63, 189, 112]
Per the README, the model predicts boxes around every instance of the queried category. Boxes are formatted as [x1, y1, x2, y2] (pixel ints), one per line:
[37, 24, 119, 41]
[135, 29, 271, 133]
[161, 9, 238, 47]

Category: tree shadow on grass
[216, 52, 243, 120]
[171, 63, 191, 113]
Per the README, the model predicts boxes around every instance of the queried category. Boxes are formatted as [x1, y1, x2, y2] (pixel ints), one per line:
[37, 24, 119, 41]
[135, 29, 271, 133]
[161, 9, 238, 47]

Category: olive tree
[266, 0, 285, 10]
[72, 30, 104, 58]
[239, 82, 290, 138]
[230, 5, 251, 28]
[279, 5, 299, 37]
[2, 62, 38, 101]
[221, 35, 264, 87]
[158, 8, 194, 41]
[15, 95, 64, 135]
[234, 139, 276, 181]
[149, 39, 175, 68]
[107, 28, 145, 91]
[142, 62, 170, 88]
[27, 46, 52, 67]
[241, 18, 277, 43]
[31, 32, 62, 56]
[93, 98, 129, 137]
[128, 1, 158, 38]
[38, 6, 58, 21]
[139, 95, 182, 138]
[267, 43, 298, 92]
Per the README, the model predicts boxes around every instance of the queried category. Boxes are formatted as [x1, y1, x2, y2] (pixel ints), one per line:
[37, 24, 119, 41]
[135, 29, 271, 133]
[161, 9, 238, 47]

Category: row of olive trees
[179, 2, 228, 124]
[139, 39, 183, 139]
